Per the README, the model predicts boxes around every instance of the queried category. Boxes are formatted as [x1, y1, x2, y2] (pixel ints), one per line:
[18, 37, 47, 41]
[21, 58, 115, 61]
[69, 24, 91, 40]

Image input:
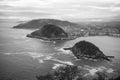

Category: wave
[52, 63, 66, 69]
[51, 58, 74, 65]
[4, 52, 74, 65]
[37, 54, 74, 65]
[4, 52, 44, 59]
[4, 51, 114, 76]
[57, 47, 73, 55]
[82, 65, 114, 76]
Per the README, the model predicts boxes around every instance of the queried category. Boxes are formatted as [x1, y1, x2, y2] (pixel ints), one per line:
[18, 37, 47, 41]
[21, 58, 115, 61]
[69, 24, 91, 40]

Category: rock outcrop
[36, 65, 120, 80]
[37, 65, 79, 80]
[64, 40, 114, 61]
[27, 24, 68, 41]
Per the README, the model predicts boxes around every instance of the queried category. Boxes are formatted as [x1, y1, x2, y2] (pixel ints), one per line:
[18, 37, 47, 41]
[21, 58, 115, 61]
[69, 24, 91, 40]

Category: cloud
[0, 0, 120, 21]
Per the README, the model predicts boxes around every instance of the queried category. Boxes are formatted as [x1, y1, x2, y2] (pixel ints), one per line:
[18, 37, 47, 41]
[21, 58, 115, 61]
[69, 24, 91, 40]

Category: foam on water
[4, 52, 74, 65]
[4, 51, 115, 77]
[4, 52, 44, 59]
[83, 65, 114, 76]
[107, 68, 114, 73]
[3, 51, 115, 79]
[57, 47, 73, 55]
[51, 58, 74, 65]
[38, 55, 74, 65]
[52, 63, 65, 69]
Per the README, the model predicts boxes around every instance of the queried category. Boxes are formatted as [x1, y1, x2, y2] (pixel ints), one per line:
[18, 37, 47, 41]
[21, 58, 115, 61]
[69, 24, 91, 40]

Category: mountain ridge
[13, 19, 79, 29]
[13, 19, 120, 37]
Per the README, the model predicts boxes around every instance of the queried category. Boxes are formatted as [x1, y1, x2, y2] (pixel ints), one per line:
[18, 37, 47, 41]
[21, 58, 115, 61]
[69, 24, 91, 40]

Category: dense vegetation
[64, 40, 114, 61]
[27, 24, 69, 40]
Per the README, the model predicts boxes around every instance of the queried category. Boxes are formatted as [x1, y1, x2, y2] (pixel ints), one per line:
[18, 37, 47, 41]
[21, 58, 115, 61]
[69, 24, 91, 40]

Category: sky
[0, 0, 120, 22]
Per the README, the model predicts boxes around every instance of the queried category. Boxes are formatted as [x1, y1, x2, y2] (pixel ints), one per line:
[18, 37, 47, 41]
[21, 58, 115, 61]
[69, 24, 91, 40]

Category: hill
[64, 40, 114, 61]
[13, 19, 120, 37]
[13, 19, 79, 29]
[27, 24, 70, 41]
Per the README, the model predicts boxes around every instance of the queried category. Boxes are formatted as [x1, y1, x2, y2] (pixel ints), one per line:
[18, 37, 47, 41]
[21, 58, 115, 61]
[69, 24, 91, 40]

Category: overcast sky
[0, 0, 120, 22]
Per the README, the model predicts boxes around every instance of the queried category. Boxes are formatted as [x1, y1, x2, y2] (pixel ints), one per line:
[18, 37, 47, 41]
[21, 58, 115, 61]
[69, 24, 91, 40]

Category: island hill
[27, 24, 72, 41]
[13, 19, 120, 38]
[64, 40, 114, 61]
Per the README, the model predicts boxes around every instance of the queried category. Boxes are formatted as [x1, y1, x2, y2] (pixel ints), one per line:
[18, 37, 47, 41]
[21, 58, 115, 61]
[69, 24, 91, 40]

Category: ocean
[0, 20, 120, 80]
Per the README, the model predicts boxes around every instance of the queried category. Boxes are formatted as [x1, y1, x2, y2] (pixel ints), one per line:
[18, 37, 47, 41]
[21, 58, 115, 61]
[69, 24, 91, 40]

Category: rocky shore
[36, 65, 120, 80]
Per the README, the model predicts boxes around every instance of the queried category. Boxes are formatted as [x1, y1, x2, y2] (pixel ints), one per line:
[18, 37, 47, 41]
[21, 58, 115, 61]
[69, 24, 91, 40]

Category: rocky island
[27, 24, 76, 41]
[64, 40, 114, 61]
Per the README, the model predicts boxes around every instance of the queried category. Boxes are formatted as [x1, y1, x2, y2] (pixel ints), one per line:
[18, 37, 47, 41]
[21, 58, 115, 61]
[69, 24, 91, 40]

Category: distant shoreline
[26, 33, 120, 42]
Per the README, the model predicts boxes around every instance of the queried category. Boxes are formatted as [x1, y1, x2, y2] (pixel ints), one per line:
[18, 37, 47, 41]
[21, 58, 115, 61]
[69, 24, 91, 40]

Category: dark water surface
[0, 21, 120, 80]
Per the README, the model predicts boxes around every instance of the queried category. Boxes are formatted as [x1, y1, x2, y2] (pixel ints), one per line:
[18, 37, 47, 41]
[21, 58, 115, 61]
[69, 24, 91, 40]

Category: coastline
[26, 33, 120, 42]
[26, 34, 76, 41]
